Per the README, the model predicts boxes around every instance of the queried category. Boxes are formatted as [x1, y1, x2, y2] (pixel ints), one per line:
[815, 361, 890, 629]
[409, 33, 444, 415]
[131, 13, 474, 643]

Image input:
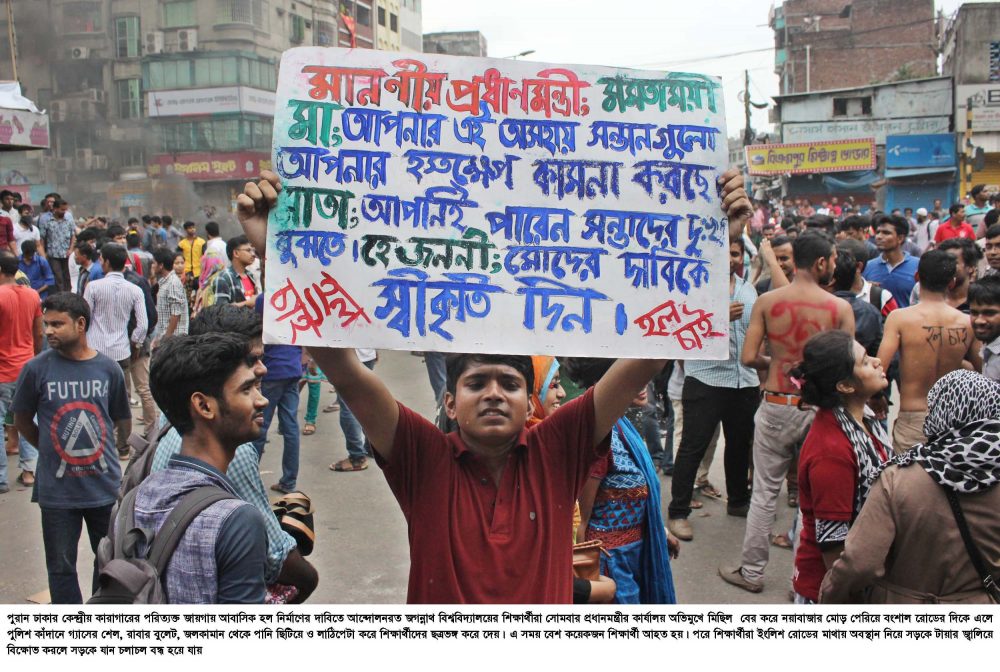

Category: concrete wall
[423, 31, 488, 58]
[941, 3, 1000, 84]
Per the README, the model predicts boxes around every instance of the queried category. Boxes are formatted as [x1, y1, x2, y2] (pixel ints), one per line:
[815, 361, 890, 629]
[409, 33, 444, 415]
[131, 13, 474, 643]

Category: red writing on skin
[767, 299, 839, 381]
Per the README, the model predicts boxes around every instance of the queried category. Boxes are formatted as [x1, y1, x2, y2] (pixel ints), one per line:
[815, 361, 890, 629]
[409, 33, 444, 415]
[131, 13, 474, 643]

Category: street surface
[0, 350, 797, 605]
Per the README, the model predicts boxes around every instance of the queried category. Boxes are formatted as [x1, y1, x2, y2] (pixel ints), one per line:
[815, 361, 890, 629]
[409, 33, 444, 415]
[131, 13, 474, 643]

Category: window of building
[146, 56, 276, 91]
[377, 6, 386, 26]
[163, 0, 197, 28]
[114, 16, 141, 58]
[356, 4, 371, 26]
[316, 19, 336, 46]
[390, 12, 398, 32]
[833, 96, 872, 117]
[63, 2, 103, 34]
[119, 146, 145, 168]
[291, 14, 306, 43]
[117, 78, 142, 119]
[216, 0, 268, 30]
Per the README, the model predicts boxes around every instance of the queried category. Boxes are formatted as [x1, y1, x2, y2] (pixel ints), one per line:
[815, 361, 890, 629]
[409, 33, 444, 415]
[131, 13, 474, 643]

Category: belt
[763, 391, 801, 406]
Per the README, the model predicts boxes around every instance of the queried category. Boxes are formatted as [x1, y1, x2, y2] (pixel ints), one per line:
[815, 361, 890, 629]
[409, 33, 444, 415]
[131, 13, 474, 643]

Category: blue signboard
[885, 134, 956, 169]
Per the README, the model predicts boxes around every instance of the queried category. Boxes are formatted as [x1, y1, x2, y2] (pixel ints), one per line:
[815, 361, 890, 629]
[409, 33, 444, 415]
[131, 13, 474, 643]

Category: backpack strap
[942, 486, 1000, 602]
[146, 486, 236, 577]
[113, 488, 140, 559]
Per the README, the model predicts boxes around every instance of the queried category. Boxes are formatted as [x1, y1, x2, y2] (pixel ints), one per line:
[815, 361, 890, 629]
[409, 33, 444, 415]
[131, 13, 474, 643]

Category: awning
[884, 166, 957, 179]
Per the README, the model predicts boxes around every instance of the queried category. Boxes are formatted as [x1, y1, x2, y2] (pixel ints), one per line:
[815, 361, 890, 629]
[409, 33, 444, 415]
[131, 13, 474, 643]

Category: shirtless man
[877, 250, 982, 454]
[719, 231, 854, 593]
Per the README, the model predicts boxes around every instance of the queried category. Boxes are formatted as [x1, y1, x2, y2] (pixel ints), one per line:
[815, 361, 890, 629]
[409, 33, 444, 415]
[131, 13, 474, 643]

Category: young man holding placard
[236, 169, 751, 604]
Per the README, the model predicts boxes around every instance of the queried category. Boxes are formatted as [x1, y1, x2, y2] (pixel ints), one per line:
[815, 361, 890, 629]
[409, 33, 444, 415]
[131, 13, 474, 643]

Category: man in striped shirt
[83, 243, 148, 459]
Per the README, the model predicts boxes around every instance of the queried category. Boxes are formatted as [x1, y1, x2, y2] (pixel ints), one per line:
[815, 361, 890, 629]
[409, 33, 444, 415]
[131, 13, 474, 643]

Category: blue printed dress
[584, 419, 675, 604]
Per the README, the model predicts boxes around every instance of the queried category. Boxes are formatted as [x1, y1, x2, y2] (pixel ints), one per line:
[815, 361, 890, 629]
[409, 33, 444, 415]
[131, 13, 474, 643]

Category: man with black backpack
[93, 332, 269, 603]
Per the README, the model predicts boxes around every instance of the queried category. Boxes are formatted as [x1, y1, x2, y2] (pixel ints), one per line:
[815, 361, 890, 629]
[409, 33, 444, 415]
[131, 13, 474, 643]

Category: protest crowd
[1, 164, 999, 606]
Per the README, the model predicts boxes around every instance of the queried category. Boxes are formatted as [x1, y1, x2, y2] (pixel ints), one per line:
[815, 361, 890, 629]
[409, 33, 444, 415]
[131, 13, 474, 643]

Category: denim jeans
[423, 352, 447, 403]
[40, 504, 113, 604]
[252, 377, 301, 490]
[0, 381, 38, 487]
[340, 360, 375, 461]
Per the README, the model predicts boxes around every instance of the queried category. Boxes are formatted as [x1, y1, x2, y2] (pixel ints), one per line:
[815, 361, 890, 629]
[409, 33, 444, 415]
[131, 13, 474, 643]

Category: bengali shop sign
[745, 139, 876, 175]
[147, 152, 273, 181]
[263, 47, 731, 359]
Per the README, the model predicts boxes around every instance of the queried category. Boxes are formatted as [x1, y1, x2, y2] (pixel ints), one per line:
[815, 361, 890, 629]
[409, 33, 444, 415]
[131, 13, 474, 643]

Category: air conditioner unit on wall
[177, 29, 198, 52]
[145, 31, 164, 55]
[68, 46, 90, 60]
[92, 155, 109, 170]
[86, 89, 106, 104]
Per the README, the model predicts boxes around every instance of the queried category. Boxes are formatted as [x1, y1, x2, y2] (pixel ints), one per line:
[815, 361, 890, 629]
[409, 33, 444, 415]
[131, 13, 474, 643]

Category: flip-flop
[302, 423, 316, 435]
[697, 482, 723, 499]
[330, 458, 368, 472]
[771, 533, 793, 549]
[323, 402, 340, 413]
[690, 499, 703, 509]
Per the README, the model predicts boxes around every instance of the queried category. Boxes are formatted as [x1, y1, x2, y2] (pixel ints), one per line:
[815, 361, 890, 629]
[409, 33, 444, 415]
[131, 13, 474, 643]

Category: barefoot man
[719, 231, 854, 594]
[877, 250, 981, 454]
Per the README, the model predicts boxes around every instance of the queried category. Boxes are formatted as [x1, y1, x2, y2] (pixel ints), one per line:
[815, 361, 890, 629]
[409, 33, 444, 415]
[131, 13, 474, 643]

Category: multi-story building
[941, 2, 1000, 192]
[770, 0, 937, 95]
[0, 0, 422, 217]
[423, 30, 487, 58]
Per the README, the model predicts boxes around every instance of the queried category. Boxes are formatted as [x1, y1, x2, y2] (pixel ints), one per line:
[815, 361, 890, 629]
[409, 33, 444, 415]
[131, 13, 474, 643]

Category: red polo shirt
[934, 220, 975, 243]
[377, 387, 608, 604]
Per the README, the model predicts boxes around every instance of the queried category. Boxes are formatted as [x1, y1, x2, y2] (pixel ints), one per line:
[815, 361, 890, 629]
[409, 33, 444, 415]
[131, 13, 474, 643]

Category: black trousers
[49, 257, 71, 293]
[667, 377, 759, 520]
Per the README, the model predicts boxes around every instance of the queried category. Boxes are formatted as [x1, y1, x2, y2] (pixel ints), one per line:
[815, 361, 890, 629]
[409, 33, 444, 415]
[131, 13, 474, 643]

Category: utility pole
[743, 69, 753, 146]
[963, 96, 974, 199]
[5, 0, 17, 82]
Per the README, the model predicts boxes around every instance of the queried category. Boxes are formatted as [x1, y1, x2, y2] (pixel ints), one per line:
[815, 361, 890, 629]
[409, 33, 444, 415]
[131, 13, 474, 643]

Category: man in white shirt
[82, 243, 148, 458]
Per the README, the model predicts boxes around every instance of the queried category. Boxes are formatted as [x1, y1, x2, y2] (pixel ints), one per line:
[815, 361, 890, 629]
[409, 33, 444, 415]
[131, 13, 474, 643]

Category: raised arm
[236, 172, 400, 458]
[720, 168, 752, 243]
[592, 359, 666, 447]
[308, 348, 399, 460]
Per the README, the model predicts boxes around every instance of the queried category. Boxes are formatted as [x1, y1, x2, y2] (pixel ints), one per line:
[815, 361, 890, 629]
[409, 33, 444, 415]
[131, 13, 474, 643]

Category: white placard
[263, 48, 730, 359]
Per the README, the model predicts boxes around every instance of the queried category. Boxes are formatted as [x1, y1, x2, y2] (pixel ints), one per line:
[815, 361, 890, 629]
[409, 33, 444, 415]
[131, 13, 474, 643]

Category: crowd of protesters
[0, 175, 997, 606]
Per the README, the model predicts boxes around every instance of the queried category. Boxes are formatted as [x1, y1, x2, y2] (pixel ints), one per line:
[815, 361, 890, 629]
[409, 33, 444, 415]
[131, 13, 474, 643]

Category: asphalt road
[0, 349, 797, 605]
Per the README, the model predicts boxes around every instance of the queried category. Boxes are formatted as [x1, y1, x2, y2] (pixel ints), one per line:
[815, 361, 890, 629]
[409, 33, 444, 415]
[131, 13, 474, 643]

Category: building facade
[0, 0, 422, 217]
[772, 76, 954, 209]
[941, 2, 1000, 193]
[770, 0, 937, 95]
[423, 30, 487, 58]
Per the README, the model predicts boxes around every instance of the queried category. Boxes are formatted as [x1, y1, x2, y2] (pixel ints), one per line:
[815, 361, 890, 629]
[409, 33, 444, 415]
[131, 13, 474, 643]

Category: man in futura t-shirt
[12, 293, 131, 604]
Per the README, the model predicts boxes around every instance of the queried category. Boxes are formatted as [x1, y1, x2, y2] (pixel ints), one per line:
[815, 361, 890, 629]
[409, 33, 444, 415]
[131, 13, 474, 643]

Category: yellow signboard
[745, 138, 876, 175]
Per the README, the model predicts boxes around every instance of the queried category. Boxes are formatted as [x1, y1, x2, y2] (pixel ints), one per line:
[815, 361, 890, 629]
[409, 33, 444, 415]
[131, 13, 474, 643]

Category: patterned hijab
[882, 370, 1000, 494]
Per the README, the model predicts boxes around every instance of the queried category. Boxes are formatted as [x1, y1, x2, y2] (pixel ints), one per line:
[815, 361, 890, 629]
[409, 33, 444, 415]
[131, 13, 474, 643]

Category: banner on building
[146, 87, 277, 118]
[781, 117, 950, 145]
[885, 134, 956, 169]
[147, 152, 272, 181]
[956, 84, 1000, 132]
[263, 47, 732, 359]
[745, 138, 875, 175]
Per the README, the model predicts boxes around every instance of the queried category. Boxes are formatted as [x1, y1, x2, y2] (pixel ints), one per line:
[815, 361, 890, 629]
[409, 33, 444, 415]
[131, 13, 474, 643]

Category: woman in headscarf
[567, 358, 678, 604]
[528, 355, 565, 427]
[785, 330, 891, 604]
[821, 370, 1000, 604]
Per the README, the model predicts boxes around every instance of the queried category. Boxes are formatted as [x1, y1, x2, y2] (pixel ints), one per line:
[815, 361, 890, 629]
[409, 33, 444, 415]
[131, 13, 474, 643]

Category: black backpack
[89, 486, 235, 604]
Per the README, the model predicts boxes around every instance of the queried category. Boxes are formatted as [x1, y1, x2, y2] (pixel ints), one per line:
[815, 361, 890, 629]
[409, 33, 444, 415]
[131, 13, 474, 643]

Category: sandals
[302, 423, 316, 436]
[697, 481, 723, 499]
[330, 458, 368, 472]
[787, 492, 799, 508]
[16, 471, 34, 487]
[772, 533, 793, 549]
[323, 402, 340, 413]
